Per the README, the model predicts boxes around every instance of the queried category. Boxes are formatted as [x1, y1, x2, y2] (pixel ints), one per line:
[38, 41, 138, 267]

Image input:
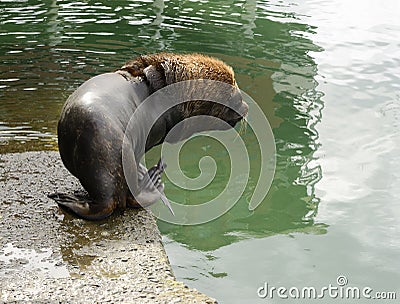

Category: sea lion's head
[119, 53, 248, 131]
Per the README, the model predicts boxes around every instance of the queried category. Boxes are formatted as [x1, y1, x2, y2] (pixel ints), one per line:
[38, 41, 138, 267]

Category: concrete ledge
[0, 152, 217, 303]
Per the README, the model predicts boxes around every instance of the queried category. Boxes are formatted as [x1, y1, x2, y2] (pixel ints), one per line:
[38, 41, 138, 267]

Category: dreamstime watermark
[257, 276, 397, 300]
[122, 79, 276, 225]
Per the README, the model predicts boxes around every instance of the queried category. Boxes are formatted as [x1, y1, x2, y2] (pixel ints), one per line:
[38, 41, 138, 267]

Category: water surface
[1, 0, 399, 303]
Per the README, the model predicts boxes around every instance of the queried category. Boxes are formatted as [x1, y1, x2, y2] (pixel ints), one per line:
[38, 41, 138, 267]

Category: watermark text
[257, 276, 397, 300]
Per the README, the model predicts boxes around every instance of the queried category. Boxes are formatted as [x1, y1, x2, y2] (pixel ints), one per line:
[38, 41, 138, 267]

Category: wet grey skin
[49, 69, 248, 220]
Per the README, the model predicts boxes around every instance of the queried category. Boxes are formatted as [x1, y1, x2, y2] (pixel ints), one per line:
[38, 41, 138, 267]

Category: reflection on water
[150, 3, 325, 250]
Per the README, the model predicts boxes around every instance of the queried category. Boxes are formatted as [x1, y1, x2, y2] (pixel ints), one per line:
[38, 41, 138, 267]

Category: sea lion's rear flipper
[48, 193, 113, 220]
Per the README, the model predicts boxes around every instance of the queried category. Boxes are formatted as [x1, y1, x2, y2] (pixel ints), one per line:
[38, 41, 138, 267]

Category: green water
[1, 0, 399, 303]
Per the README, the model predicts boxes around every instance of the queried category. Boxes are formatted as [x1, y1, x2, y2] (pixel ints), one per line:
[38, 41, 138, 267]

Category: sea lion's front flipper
[147, 158, 174, 215]
[48, 193, 114, 220]
[133, 159, 174, 215]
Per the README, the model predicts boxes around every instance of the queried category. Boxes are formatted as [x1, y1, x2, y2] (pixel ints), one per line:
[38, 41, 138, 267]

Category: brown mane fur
[117, 53, 237, 119]
[119, 53, 235, 86]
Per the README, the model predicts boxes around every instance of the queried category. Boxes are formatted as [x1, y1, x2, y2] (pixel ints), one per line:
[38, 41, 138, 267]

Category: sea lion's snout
[232, 87, 248, 116]
[224, 89, 249, 127]
[238, 100, 249, 118]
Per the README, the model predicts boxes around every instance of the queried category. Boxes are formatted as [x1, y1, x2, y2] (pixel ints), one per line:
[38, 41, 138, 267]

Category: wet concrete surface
[0, 152, 217, 303]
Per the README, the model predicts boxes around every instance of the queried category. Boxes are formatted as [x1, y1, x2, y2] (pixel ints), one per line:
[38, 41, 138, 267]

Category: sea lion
[49, 53, 249, 220]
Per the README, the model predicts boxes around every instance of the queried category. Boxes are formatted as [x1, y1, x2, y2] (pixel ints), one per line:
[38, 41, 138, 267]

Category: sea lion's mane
[118, 53, 237, 119]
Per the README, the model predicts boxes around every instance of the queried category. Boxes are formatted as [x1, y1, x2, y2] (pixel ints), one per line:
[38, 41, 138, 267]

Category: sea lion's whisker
[239, 117, 248, 135]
